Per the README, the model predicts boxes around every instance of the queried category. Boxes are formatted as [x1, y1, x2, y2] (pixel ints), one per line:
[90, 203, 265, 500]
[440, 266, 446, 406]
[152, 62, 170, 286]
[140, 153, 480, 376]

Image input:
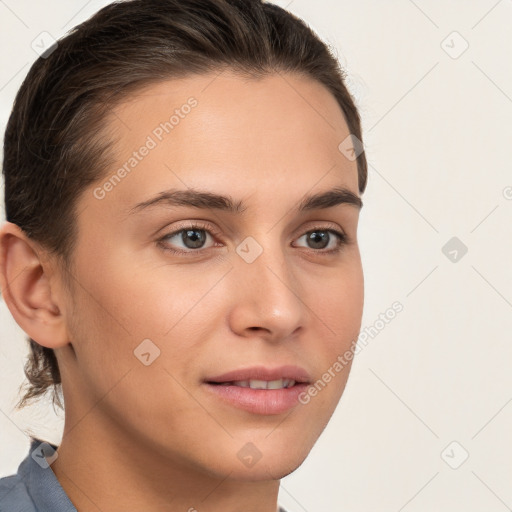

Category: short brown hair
[2, 0, 368, 411]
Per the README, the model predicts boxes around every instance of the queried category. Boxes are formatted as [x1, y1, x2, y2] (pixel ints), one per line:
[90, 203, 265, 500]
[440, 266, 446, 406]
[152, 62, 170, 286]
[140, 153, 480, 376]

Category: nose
[227, 244, 306, 342]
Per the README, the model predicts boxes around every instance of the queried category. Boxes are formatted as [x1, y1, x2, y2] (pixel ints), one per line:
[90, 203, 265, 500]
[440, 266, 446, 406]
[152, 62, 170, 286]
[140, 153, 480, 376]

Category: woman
[0, 0, 367, 510]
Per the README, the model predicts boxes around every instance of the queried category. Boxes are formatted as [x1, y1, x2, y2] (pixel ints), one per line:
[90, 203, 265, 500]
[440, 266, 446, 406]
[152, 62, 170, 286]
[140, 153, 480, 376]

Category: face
[56, 69, 364, 480]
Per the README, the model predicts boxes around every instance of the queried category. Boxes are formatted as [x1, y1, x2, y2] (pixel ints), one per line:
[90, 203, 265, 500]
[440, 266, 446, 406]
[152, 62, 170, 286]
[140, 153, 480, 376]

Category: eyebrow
[128, 185, 363, 215]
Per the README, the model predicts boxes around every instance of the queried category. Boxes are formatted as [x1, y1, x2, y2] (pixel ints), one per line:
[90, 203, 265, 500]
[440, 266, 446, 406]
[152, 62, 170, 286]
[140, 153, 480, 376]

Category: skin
[0, 69, 364, 512]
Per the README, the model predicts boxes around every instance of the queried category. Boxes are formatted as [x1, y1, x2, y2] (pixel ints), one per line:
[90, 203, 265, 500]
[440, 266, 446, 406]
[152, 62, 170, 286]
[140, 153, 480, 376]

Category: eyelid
[157, 220, 219, 238]
[298, 220, 345, 237]
[157, 220, 220, 250]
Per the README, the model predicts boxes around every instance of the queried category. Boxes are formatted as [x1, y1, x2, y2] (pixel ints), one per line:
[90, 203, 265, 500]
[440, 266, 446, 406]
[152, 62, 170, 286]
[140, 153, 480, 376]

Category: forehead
[87, 70, 359, 215]
[113, 69, 348, 130]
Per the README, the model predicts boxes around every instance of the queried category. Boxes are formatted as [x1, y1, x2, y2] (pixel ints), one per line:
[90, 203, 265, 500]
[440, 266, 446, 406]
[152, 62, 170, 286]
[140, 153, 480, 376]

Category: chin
[224, 451, 310, 482]
[211, 433, 315, 482]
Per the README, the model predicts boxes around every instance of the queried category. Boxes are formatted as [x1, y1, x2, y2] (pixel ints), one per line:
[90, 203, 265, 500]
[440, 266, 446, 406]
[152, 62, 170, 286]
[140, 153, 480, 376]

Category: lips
[203, 365, 312, 415]
[205, 365, 311, 385]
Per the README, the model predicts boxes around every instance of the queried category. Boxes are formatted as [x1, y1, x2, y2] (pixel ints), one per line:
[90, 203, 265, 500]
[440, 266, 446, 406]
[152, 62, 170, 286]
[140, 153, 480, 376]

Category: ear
[0, 221, 70, 349]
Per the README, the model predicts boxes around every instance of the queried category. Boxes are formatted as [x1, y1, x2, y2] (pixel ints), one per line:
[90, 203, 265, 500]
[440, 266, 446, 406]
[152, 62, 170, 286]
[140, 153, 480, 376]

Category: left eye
[294, 229, 346, 251]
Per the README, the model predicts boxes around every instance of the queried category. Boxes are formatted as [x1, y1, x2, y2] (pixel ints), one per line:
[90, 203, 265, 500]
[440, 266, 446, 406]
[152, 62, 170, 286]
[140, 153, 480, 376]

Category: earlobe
[0, 221, 69, 349]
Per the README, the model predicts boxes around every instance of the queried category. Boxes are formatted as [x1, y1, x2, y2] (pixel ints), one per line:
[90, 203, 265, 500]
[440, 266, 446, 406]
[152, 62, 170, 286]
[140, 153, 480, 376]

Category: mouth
[203, 365, 312, 415]
[208, 378, 298, 389]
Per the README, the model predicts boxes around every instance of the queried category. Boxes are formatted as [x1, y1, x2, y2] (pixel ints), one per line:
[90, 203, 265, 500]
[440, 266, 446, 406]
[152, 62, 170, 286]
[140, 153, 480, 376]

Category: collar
[18, 437, 77, 511]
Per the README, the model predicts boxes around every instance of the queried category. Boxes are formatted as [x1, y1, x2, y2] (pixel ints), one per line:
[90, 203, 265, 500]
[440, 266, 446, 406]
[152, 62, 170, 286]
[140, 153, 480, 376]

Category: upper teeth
[227, 379, 296, 389]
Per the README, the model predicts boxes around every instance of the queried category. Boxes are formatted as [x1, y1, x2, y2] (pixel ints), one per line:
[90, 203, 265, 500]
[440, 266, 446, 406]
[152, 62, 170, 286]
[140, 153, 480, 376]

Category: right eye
[157, 221, 222, 255]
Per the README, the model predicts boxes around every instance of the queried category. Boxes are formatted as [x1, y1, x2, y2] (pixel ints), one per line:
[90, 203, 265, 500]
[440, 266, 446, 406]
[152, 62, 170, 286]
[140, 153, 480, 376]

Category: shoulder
[0, 472, 36, 512]
[0, 437, 66, 512]
[1, 438, 78, 512]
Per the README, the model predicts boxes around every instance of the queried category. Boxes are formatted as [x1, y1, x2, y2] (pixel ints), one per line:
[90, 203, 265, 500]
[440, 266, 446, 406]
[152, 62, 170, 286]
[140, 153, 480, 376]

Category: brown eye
[178, 229, 208, 249]
[158, 223, 218, 254]
[294, 228, 347, 253]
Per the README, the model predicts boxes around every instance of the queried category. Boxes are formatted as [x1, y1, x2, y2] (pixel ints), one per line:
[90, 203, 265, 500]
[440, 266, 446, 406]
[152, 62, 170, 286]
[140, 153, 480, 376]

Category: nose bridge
[229, 234, 305, 337]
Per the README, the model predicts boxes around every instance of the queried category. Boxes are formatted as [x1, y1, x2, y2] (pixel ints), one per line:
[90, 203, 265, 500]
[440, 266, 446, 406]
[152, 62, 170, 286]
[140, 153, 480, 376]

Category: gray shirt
[0, 437, 291, 511]
[0, 438, 75, 511]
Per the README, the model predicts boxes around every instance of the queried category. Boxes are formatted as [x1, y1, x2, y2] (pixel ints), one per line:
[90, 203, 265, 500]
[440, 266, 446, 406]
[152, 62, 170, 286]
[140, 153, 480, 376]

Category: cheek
[310, 262, 364, 347]
[68, 251, 222, 375]
[64, 263, 204, 431]
[301, 265, 363, 413]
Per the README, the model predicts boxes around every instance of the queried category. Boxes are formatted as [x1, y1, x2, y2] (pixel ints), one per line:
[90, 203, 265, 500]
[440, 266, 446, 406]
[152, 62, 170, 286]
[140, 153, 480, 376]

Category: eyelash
[157, 221, 350, 257]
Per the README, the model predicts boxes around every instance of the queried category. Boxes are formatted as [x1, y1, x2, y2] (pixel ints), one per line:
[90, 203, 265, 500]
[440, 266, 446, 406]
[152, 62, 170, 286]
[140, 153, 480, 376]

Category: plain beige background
[1, 1, 512, 511]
